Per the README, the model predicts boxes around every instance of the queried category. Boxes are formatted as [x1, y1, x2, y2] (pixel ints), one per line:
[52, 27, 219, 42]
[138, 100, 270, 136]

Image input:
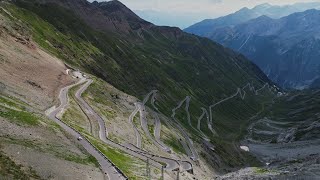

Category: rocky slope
[242, 90, 320, 179]
[0, 9, 104, 179]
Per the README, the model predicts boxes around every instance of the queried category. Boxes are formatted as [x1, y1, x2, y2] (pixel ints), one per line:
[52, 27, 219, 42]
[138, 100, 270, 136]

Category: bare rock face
[15, 36, 36, 49]
[0, 18, 73, 109]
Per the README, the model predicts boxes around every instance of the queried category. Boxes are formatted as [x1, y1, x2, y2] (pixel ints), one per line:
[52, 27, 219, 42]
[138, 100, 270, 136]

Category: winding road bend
[171, 97, 199, 161]
[150, 109, 194, 171]
[140, 90, 171, 152]
[150, 91, 173, 153]
[74, 81, 188, 172]
[208, 83, 273, 135]
[197, 107, 211, 138]
[128, 103, 142, 148]
[47, 78, 125, 180]
[75, 79, 109, 139]
[184, 97, 209, 140]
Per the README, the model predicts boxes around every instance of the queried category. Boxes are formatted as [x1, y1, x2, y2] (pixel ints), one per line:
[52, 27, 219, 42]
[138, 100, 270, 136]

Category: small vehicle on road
[77, 136, 83, 141]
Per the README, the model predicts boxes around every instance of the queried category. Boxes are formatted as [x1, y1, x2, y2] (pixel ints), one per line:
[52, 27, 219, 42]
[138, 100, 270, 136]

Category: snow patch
[240, 146, 250, 152]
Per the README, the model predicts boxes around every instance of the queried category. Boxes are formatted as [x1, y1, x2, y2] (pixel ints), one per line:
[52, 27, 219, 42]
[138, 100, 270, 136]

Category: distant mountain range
[0, 0, 276, 177]
[2, 0, 319, 179]
[203, 9, 320, 89]
[134, 10, 206, 29]
[185, 2, 320, 37]
[185, 2, 320, 89]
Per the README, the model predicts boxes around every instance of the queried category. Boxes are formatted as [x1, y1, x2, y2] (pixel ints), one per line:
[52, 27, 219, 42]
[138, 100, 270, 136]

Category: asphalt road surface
[47, 78, 125, 180]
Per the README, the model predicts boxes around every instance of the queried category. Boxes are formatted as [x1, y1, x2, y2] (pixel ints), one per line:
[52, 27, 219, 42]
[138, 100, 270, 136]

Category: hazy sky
[90, 0, 320, 28]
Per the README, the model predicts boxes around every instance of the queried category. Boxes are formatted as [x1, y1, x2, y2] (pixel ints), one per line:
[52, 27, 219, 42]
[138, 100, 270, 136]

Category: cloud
[209, 0, 223, 3]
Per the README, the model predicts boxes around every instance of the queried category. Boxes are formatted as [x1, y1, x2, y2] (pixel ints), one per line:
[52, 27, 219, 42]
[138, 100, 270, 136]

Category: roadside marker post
[176, 171, 179, 180]
[161, 165, 164, 180]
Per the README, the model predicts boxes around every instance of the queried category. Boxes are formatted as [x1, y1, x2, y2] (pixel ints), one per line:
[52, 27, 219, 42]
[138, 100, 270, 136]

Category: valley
[0, 0, 319, 179]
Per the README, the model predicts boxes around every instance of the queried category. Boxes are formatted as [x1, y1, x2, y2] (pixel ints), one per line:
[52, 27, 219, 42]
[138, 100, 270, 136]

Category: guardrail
[96, 107, 194, 172]
[54, 115, 129, 180]
[67, 78, 193, 175]
[128, 143, 193, 172]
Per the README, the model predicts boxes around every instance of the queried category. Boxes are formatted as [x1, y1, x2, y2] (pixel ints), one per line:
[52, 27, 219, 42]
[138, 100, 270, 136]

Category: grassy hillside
[249, 90, 320, 143]
[0, 93, 103, 179]
[0, 0, 277, 172]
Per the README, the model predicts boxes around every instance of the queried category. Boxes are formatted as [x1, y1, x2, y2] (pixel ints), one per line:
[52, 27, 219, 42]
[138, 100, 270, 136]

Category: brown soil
[0, 13, 103, 179]
[0, 28, 73, 110]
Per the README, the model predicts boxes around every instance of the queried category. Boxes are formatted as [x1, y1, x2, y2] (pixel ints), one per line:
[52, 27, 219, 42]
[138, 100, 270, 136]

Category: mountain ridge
[208, 9, 320, 89]
[2, 0, 320, 179]
[185, 2, 320, 37]
[0, 0, 280, 179]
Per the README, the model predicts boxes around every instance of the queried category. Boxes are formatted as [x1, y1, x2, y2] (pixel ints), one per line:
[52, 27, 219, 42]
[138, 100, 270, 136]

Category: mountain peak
[94, 0, 151, 31]
[238, 7, 250, 12]
[79, 0, 150, 32]
[92, 0, 139, 18]
[27, 0, 152, 33]
[285, 8, 320, 19]
[255, 15, 272, 21]
[95, 0, 125, 9]
[253, 3, 272, 10]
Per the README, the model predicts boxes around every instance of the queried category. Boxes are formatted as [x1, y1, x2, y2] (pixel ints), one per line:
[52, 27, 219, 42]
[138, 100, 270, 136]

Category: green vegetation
[254, 167, 269, 174]
[1, 0, 278, 170]
[0, 149, 40, 179]
[62, 83, 93, 136]
[86, 135, 146, 180]
[0, 107, 39, 126]
[2, 137, 99, 167]
[82, 78, 115, 106]
[253, 167, 278, 175]
[0, 95, 40, 126]
[6, 0, 272, 118]
[148, 123, 155, 136]
[250, 90, 320, 142]
[211, 92, 275, 141]
[1, 2, 103, 68]
[163, 137, 185, 154]
[0, 94, 99, 168]
[0, 95, 26, 110]
[80, 76, 270, 169]
[64, 154, 99, 167]
[60, 81, 148, 179]
[83, 78, 118, 121]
